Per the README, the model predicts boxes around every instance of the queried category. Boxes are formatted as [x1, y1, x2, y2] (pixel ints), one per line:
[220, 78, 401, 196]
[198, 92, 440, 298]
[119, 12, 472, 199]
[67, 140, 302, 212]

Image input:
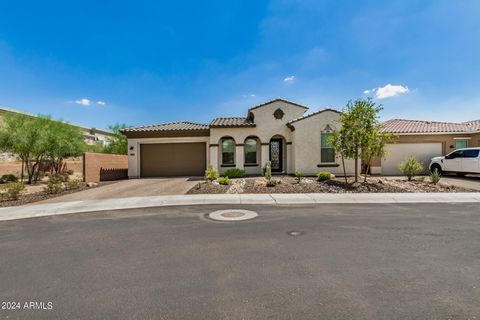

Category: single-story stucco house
[122, 99, 357, 178]
[371, 119, 480, 175]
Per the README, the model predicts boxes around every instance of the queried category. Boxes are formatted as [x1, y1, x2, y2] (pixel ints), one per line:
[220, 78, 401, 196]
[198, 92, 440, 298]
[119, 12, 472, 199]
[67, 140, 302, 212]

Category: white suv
[430, 147, 480, 176]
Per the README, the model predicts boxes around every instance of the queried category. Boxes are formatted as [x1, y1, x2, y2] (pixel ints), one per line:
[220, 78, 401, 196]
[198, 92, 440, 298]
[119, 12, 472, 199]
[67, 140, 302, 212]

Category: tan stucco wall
[291, 110, 357, 176]
[209, 100, 307, 174]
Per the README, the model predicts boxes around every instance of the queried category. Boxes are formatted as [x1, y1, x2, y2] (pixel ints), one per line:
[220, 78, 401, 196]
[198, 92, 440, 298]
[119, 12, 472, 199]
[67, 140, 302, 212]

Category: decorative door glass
[270, 140, 281, 171]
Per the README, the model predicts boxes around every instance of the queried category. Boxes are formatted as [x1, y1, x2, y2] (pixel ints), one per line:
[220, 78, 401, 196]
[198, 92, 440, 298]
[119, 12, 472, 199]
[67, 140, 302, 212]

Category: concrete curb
[1, 193, 480, 222]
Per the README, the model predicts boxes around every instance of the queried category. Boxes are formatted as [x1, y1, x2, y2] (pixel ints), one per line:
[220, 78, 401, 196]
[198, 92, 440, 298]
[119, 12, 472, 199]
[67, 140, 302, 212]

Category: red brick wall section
[83, 152, 128, 183]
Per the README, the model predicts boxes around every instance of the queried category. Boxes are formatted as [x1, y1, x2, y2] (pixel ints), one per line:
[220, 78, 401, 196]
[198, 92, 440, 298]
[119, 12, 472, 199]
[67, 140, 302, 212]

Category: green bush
[0, 174, 18, 184]
[67, 178, 82, 190]
[316, 171, 332, 182]
[49, 172, 70, 182]
[266, 178, 280, 187]
[399, 156, 424, 181]
[217, 176, 230, 185]
[44, 180, 64, 194]
[430, 168, 441, 185]
[204, 165, 219, 182]
[263, 161, 272, 179]
[223, 168, 246, 178]
[0, 182, 25, 200]
[294, 170, 304, 183]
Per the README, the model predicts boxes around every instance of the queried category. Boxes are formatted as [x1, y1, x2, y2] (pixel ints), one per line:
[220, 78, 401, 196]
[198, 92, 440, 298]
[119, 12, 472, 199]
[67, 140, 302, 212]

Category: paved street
[1, 203, 480, 319]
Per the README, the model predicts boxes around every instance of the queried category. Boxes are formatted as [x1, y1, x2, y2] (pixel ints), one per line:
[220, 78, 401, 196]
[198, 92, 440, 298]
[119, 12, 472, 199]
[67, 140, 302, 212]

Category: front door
[269, 139, 283, 172]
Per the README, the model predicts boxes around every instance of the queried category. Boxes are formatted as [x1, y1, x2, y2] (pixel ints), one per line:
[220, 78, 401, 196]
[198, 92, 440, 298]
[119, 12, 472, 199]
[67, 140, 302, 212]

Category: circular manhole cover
[208, 209, 258, 222]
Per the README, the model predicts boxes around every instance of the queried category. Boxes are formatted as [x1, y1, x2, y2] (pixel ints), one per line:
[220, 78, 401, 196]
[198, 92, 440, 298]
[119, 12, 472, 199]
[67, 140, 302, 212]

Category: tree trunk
[354, 147, 359, 183]
[364, 158, 371, 183]
[21, 160, 24, 182]
[341, 155, 347, 184]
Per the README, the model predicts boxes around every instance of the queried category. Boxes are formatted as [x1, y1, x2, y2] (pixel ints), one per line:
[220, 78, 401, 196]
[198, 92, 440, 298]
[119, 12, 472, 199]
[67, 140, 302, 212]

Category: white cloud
[75, 98, 91, 106]
[97, 101, 106, 105]
[284, 75, 296, 82]
[363, 84, 409, 99]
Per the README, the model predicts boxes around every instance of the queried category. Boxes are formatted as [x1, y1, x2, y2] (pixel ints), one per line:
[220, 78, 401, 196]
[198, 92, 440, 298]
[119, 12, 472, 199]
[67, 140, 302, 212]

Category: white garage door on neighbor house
[382, 143, 443, 175]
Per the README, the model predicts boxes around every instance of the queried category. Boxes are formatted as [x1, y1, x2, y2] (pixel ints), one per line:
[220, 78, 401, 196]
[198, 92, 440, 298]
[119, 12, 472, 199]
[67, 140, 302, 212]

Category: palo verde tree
[330, 98, 396, 183]
[45, 119, 85, 173]
[103, 123, 128, 155]
[0, 113, 50, 184]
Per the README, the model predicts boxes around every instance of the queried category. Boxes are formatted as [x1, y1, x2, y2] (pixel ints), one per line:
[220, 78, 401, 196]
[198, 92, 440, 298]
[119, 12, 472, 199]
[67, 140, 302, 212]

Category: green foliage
[44, 179, 64, 194]
[316, 171, 332, 182]
[85, 142, 106, 153]
[263, 161, 272, 180]
[45, 120, 85, 173]
[266, 178, 280, 187]
[204, 165, 219, 181]
[0, 174, 18, 184]
[0, 182, 25, 200]
[217, 176, 230, 185]
[330, 98, 397, 182]
[67, 178, 83, 190]
[430, 168, 441, 185]
[103, 124, 129, 155]
[223, 168, 246, 178]
[399, 156, 424, 181]
[294, 170, 304, 183]
[48, 172, 70, 182]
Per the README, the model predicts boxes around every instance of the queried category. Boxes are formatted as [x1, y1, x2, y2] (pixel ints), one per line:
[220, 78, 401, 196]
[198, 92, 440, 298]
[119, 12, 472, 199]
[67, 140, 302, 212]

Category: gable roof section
[247, 98, 309, 114]
[210, 117, 255, 128]
[286, 108, 340, 131]
[381, 119, 480, 134]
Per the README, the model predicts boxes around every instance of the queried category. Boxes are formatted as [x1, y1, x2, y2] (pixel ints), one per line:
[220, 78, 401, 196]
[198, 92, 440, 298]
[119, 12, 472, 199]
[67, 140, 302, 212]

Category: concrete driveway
[39, 177, 201, 203]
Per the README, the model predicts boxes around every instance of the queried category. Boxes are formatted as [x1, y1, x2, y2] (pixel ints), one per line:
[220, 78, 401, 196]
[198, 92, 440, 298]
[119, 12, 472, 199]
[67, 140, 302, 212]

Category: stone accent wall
[83, 152, 128, 182]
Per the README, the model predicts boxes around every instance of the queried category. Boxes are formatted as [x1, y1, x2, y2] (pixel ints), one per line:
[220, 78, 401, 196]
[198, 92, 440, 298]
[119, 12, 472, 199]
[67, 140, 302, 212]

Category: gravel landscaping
[187, 176, 475, 194]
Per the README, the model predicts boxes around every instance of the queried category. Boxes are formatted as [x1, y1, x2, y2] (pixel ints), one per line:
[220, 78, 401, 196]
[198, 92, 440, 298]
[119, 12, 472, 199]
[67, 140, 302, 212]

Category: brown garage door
[140, 143, 206, 177]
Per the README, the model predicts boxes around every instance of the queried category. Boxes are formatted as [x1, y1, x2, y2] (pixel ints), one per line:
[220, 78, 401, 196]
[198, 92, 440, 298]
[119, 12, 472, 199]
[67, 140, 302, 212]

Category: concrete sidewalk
[1, 192, 480, 222]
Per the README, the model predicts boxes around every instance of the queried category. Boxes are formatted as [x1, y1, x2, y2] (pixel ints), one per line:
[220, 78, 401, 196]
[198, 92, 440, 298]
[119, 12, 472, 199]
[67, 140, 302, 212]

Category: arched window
[321, 125, 335, 163]
[221, 138, 235, 165]
[244, 138, 257, 164]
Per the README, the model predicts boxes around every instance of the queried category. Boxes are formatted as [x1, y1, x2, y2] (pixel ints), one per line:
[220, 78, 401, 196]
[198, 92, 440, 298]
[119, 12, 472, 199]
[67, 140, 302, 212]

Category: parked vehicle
[430, 147, 480, 176]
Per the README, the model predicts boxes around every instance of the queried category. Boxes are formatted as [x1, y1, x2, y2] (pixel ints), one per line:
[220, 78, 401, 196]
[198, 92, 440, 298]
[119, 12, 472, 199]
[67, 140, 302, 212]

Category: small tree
[0, 113, 50, 184]
[399, 156, 424, 181]
[104, 124, 129, 155]
[331, 98, 395, 183]
[45, 120, 85, 173]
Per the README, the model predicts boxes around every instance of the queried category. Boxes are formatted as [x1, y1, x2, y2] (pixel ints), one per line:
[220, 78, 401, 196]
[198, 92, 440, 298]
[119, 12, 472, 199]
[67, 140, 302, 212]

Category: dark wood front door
[269, 139, 283, 172]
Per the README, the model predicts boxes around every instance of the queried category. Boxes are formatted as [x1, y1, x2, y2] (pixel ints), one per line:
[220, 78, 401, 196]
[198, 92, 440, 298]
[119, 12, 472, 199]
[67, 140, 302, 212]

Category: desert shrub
[204, 165, 219, 182]
[430, 168, 441, 185]
[266, 178, 281, 187]
[217, 176, 230, 185]
[0, 182, 25, 200]
[44, 180, 64, 194]
[263, 161, 272, 179]
[49, 172, 69, 182]
[223, 168, 246, 178]
[67, 178, 82, 190]
[0, 174, 18, 184]
[316, 171, 332, 182]
[399, 156, 424, 181]
[294, 170, 304, 183]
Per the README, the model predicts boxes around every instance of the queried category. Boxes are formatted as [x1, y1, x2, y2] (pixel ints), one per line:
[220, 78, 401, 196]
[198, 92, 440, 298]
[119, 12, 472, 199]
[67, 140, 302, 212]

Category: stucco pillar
[235, 145, 244, 169]
[286, 143, 293, 174]
[209, 146, 219, 171]
[261, 144, 269, 169]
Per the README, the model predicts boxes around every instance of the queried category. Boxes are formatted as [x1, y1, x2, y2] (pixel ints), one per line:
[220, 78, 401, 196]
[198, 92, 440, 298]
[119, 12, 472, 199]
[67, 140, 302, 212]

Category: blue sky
[1, 0, 479, 130]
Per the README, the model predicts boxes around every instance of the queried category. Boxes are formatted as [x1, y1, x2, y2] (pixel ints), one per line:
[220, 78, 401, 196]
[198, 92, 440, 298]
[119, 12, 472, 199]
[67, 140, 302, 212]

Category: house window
[455, 140, 468, 149]
[222, 138, 235, 165]
[244, 138, 257, 164]
[321, 132, 335, 163]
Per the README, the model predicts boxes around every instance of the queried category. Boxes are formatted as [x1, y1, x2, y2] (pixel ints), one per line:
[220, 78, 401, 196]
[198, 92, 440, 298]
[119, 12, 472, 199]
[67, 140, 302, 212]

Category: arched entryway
[269, 135, 286, 173]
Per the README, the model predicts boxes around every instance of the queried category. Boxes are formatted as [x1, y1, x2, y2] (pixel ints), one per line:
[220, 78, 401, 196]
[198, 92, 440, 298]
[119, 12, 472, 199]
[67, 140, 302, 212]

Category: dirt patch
[187, 176, 475, 194]
[0, 184, 96, 207]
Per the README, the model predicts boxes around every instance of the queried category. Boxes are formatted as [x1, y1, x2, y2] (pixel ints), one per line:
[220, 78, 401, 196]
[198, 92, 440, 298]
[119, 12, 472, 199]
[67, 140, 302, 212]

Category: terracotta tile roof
[209, 117, 255, 127]
[287, 108, 340, 125]
[381, 119, 480, 134]
[122, 121, 209, 132]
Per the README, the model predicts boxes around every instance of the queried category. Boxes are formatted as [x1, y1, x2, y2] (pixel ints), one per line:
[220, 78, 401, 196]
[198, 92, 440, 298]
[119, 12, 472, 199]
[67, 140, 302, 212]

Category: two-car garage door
[140, 143, 206, 177]
[382, 143, 443, 175]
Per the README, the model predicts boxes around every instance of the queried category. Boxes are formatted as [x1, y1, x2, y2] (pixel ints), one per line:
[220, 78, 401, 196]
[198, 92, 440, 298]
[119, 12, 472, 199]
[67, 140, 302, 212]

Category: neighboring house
[122, 99, 357, 178]
[371, 119, 480, 175]
[0, 107, 114, 147]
